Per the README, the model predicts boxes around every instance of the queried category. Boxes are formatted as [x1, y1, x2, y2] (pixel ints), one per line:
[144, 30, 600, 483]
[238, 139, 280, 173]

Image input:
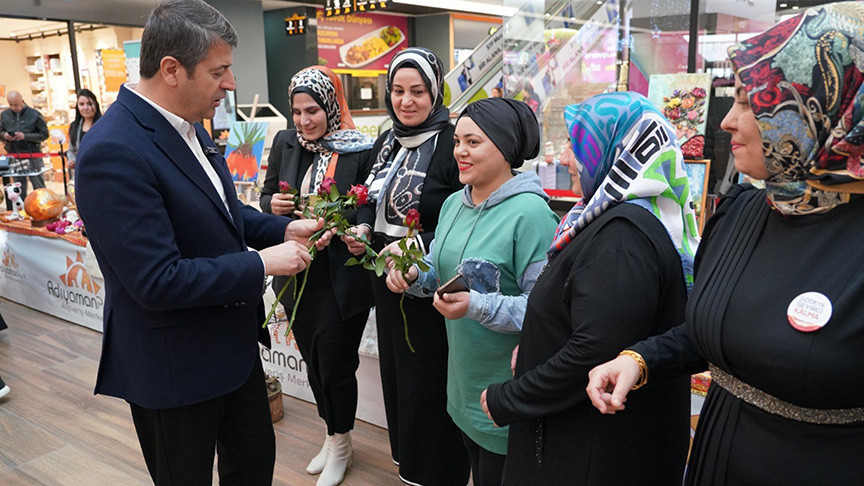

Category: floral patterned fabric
[728, 2, 864, 214]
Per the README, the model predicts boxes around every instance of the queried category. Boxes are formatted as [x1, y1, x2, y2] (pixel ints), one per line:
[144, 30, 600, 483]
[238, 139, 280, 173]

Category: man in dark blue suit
[75, 1, 331, 484]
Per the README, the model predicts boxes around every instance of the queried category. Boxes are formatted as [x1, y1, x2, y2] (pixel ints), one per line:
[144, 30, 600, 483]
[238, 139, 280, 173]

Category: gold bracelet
[618, 350, 648, 390]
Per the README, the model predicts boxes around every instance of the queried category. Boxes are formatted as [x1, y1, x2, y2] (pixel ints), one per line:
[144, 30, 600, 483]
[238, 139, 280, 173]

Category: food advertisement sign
[317, 9, 408, 73]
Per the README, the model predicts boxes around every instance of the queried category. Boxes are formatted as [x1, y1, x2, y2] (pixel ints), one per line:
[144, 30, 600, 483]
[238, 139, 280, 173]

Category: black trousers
[288, 280, 368, 435]
[129, 359, 275, 486]
[370, 273, 470, 486]
[461, 431, 506, 486]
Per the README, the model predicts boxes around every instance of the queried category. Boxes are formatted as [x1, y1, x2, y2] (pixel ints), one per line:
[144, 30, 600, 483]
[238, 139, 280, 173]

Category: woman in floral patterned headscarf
[588, 3, 864, 484]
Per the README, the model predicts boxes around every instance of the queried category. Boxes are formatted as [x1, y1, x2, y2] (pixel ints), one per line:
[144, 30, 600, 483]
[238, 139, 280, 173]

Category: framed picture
[224, 121, 268, 183]
[684, 159, 711, 234]
[647, 73, 711, 159]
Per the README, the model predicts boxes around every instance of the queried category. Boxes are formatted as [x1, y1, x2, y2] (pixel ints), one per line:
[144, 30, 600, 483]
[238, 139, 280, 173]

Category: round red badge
[786, 292, 832, 332]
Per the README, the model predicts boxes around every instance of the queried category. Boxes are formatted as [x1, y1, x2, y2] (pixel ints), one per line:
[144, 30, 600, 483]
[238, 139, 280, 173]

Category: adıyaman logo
[0, 249, 24, 280]
[47, 252, 103, 311]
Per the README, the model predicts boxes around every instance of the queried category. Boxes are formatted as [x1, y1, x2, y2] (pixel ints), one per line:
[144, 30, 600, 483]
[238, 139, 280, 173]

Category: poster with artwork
[224, 121, 267, 182]
[647, 73, 711, 159]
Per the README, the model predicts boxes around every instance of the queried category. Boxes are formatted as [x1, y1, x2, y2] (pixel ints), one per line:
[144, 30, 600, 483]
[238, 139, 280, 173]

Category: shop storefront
[0, 18, 143, 180]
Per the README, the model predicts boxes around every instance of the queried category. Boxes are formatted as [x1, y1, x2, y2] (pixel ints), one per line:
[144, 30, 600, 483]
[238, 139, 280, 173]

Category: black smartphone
[436, 274, 468, 298]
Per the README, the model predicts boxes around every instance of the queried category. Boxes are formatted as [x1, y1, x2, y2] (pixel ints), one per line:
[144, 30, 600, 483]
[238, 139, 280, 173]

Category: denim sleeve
[464, 259, 546, 334]
[406, 239, 439, 298]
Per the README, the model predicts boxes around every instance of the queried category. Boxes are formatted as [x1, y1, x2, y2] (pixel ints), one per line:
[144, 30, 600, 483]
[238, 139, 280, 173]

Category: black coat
[356, 124, 462, 250]
[486, 203, 690, 485]
[260, 129, 374, 321]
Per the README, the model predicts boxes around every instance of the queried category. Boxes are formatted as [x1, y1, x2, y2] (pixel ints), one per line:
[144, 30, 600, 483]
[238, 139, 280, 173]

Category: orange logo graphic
[2, 250, 17, 269]
[59, 252, 101, 295]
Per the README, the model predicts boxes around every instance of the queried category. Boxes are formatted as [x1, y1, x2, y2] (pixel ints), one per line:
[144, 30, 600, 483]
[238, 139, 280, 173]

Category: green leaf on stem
[374, 255, 386, 277]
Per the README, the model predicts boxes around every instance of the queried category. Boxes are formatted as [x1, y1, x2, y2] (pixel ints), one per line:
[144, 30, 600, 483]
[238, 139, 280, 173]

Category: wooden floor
[0, 298, 403, 485]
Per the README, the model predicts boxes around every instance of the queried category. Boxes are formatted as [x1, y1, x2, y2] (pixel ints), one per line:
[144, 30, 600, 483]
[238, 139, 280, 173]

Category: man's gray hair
[139, 0, 237, 79]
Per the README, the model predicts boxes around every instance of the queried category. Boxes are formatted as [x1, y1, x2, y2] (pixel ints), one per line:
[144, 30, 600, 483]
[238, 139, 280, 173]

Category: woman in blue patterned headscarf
[588, 4, 864, 484]
[482, 91, 695, 484]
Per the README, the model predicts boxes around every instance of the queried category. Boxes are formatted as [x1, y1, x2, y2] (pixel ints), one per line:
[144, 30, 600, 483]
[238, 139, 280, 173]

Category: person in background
[75, 1, 332, 484]
[586, 4, 864, 484]
[482, 91, 698, 484]
[0, 90, 48, 209]
[342, 47, 471, 486]
[387, 98, 559, 486]
[490, 86, 503, 98]
[66, 89, 102, 180]
[259, 65, 374, 486]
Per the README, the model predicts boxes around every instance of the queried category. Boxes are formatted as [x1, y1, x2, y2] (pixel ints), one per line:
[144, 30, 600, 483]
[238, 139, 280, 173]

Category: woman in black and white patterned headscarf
[260, 65, 375, 486]
[343, 48, 470, 486]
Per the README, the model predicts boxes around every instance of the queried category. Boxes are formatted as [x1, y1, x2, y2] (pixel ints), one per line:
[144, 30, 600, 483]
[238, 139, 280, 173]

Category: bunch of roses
[264, 178, 427, 352]
[662, 87, 707, 131]
[263, 178, 371, 333]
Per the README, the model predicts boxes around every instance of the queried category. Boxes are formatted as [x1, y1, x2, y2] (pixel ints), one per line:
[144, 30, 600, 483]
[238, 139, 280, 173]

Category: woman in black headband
[387, 97, 558, 485]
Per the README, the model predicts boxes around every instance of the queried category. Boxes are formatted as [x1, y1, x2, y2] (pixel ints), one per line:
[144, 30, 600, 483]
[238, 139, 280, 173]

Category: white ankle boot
[317, 432, 352, 486]
[307, 433, 333, 475]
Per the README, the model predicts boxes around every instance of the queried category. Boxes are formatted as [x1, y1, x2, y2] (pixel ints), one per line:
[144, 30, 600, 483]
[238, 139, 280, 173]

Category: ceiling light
[792, 5, 799, 9]
[779, 2, 787, 6]
[393, 0, 518, 17]
[596, 0, 603, 4]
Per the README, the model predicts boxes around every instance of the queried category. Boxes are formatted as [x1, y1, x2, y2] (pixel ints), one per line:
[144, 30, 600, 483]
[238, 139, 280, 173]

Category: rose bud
[348, 184, 369, 206]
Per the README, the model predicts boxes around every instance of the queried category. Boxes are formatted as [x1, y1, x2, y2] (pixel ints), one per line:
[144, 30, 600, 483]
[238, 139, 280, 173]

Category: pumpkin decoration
[24, 188, 67, 226]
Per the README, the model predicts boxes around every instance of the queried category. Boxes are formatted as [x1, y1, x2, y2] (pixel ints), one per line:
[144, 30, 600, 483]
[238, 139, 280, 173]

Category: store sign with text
[317, 9, 408, 73]
[325, 0, 392, 18]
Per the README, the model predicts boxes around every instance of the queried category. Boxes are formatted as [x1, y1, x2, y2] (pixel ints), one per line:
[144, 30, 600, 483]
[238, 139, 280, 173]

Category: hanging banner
[123, 40, 141, 85]
[0, 230, 104, 332]
[443, 27, 505, 106]
[317, 9, 408, 73]
[523, 0, 619, 104]
[97, 48, 127, 92]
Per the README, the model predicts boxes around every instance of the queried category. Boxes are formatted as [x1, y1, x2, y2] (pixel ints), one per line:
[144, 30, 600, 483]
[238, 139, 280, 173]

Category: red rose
[278, 181, 293, 194]
[348, 184, 369, 206]
[318, 177, 336, 196]
[404, 209, 422, 231]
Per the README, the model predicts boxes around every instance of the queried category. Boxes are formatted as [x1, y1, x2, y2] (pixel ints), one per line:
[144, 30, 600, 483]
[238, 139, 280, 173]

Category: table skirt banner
[0, 229, 104, 331]
[261, 318, 387, 428]
[0, 218, 88, 247]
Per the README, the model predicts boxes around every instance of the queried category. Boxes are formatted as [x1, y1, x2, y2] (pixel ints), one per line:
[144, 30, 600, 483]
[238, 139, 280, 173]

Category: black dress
[485, 203, 690, 485]
[260, 129, 374, 435]
[631, 186, 864, 485]
[356, 124, 471, 486]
